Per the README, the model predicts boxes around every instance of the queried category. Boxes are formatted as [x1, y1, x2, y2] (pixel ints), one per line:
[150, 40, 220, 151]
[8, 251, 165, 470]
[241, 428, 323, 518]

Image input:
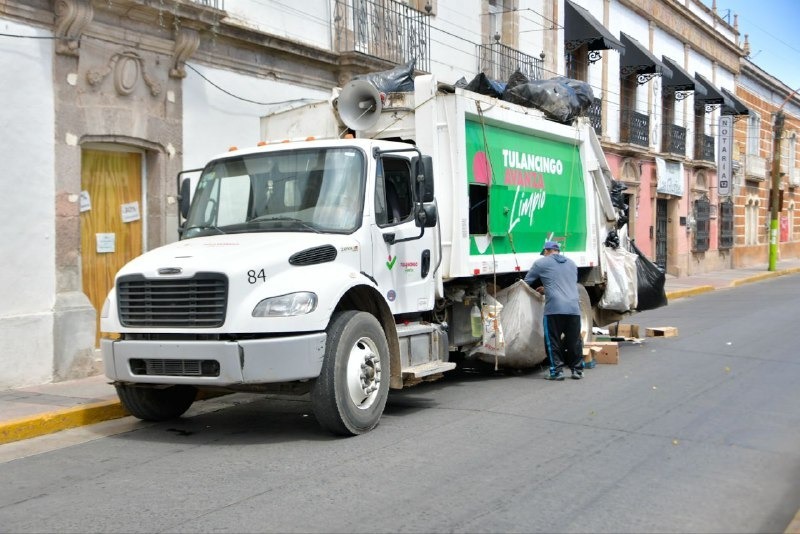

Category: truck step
[401, 361, 456, 378]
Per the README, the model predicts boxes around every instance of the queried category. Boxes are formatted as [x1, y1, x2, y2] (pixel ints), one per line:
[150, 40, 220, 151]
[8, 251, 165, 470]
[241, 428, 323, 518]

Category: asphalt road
[1, 275, 799, 533]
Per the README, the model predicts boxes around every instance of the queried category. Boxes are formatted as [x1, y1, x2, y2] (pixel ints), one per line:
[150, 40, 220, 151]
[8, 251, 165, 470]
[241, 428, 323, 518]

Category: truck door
[369, 156, 436, 315]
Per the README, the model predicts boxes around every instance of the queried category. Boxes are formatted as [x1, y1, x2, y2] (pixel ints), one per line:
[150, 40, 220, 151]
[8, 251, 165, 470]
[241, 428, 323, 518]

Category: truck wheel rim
[345, 337, 382, 409]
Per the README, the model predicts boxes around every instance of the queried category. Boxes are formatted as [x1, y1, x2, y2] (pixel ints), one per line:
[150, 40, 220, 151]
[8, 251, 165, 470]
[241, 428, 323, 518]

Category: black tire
[311, 311, 390, 436]
[115, 384, 197, 421]
[578, 284, 593, 343]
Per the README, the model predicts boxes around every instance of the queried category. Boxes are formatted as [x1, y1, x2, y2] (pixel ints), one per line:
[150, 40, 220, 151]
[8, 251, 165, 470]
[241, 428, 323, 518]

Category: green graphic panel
[465, 119, 588, 255]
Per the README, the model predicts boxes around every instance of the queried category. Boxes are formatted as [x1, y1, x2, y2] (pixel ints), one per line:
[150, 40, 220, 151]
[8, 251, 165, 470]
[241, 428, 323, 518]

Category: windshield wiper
[249, 216, 321, 233]
[184, 224, 227, 235]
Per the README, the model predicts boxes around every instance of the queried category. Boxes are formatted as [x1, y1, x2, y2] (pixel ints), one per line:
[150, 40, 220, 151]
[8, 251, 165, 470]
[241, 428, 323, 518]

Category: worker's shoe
[571, 368, 584, 380]
[544, 370, 565, 381]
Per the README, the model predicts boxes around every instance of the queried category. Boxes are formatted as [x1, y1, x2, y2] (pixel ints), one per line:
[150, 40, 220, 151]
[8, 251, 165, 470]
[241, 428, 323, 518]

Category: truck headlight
[252, 292, 318, 317]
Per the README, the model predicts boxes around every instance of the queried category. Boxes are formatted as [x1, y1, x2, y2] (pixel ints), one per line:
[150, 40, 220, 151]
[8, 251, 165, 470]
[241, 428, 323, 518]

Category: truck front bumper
[101, 333, 326, 386]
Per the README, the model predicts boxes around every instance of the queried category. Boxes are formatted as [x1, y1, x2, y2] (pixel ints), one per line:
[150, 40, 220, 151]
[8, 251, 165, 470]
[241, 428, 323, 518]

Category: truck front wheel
[115, 384, 197, 421]
[311, 311, 390, 436]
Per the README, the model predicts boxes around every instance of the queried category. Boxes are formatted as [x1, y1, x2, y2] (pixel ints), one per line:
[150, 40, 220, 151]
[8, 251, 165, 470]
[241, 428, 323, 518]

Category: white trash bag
[599, 246, 638, 312]
[468, 294, 505, 359]
[478, 280, 547, 369]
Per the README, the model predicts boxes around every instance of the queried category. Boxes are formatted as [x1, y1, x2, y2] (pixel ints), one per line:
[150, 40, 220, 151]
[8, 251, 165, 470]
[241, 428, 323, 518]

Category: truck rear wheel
[311, 310, 390, 436]
[578, 284, 593, 342]
[115, 384, 197, 421]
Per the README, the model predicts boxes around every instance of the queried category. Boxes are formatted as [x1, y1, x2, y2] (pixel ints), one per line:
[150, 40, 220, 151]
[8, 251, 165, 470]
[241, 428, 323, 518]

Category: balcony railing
[620, 110, 649, 147]
[587, 98, 602, 136]
[189, 0, 224, 7]
[663, 124, 686, 156]
[476, 42, 544, 82]
[334, 0, 431, 72]
[696, 133, 715, 162]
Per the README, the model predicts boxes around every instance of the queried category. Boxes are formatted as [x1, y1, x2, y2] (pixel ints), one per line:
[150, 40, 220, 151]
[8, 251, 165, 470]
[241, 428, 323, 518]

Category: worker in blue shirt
[523, 240, 584, 380]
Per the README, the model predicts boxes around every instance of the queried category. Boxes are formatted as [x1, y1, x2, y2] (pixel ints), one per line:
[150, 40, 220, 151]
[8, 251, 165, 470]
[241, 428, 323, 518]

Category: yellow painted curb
[0, 399, 128, 446]
[731, 267, 800, 287]
[665, 285, 715, 301]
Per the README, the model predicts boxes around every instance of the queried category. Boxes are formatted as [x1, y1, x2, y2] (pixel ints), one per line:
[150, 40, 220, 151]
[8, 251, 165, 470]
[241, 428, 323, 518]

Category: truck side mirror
[179, 179, 192, 220]
[413, 155, 434, 203]
[415, 202, 438, 228]
[176, 168, 203, 222]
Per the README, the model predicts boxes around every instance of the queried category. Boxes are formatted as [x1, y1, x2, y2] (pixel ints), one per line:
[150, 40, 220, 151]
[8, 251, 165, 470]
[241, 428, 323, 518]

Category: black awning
[721, 87, 749, 116]
[564, 0, 625, 54]
[620, 33, 672, 78]
[694, 73, 725, 104]
[661, 56, 705, 95]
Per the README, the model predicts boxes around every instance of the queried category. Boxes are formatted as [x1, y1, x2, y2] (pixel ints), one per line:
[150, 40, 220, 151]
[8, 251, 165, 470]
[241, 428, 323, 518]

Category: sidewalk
[2, 258, 800, 448]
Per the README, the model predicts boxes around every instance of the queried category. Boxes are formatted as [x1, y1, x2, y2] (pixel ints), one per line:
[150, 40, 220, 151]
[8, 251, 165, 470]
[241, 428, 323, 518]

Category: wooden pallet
[646, 326, 678, 337]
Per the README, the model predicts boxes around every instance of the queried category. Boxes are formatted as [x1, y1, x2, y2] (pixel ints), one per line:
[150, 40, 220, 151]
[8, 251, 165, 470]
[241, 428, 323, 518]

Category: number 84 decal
[247, 269, 266, 284]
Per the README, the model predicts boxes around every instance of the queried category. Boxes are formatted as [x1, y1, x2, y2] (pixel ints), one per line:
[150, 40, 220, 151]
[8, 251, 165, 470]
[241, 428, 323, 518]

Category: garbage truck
[100, 73, 631, 435]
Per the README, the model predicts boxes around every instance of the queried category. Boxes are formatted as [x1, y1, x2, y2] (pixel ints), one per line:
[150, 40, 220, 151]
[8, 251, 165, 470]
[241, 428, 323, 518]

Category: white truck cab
[102, 137, 444, 435]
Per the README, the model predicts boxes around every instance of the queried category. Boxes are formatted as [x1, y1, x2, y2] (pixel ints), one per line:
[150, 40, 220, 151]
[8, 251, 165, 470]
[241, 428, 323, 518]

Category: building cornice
[619, 0, 744, 73]
[1, 0, 389, 92]
[742, 61, 800, 100]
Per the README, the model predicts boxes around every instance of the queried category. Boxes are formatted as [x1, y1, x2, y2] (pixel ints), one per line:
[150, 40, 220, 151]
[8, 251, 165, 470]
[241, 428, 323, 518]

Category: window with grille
[745, 197, 760, 245]
[718, 199, 734, 249]
[747, 113, 761, 156]
[693, 196, 710, 252]
[565, 43, 588, 81]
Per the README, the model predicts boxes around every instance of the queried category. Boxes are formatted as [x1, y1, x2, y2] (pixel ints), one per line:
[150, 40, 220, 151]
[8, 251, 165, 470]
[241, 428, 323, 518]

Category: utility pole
[768, 111, 784, 271]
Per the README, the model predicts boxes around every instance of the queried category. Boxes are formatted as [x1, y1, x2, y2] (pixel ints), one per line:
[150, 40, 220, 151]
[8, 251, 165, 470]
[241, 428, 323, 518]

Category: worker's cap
[541, 241, 560, 255]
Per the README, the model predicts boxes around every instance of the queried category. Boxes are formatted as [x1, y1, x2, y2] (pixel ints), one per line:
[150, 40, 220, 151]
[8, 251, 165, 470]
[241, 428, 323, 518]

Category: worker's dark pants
[543, 314, 583, 373]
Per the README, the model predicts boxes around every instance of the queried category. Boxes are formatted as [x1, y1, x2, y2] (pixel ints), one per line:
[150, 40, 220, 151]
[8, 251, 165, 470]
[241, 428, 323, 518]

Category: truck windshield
[183, 147, 365, 239]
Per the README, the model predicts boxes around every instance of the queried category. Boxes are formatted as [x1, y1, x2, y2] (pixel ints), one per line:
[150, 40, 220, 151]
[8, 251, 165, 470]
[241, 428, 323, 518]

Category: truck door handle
[421, 250, 430, 278]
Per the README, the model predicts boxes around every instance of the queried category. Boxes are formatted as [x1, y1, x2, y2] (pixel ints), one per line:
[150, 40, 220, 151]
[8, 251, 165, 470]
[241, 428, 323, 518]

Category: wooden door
[80, 149, 143, 346]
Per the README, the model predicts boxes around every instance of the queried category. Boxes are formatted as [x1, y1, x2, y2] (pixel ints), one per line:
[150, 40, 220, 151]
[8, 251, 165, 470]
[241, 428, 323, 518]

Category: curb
[731, 266, 800, 287]
[666, 267, 800, 301]
[665, 285, 715, 301]
[0, 389, 234, 446]
[0, 399, 127, 446]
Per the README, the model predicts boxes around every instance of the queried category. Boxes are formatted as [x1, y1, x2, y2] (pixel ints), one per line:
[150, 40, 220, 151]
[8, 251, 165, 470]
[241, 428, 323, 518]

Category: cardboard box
[584, 341, 619, 364]
[582, 345, 601, 364]
[609, 323, 640, 338]
[646, 326, 678, 337]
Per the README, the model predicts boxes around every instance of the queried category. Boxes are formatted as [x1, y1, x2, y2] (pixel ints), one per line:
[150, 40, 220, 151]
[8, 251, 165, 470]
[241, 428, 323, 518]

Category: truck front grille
[117, 273, 228, 328]
[129, 358, 221, 377]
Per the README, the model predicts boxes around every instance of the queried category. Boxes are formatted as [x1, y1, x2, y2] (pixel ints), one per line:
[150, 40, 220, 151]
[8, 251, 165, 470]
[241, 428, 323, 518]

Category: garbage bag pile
[351, 59, 416, 94]
[457, 69, 595, 123]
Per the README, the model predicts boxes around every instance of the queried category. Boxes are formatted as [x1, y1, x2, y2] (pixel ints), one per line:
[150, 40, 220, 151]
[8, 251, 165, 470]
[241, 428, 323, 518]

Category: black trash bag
[501, 69, 531, 105]
[609, 179, 628, 210]
[459, 72, 506, 97]
[552, 76, 595, 115]
[630, 242, 668, 311]
[503, 77, 590, 123]
[605, 229, 620, 249]
[352, 58, 416, 94]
